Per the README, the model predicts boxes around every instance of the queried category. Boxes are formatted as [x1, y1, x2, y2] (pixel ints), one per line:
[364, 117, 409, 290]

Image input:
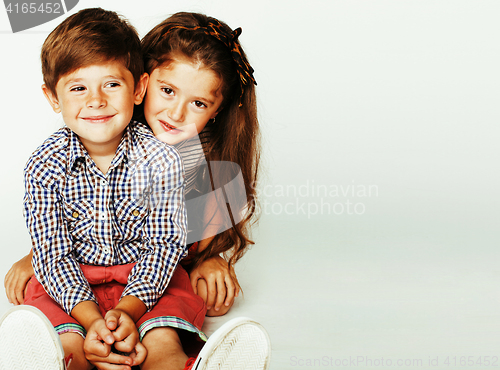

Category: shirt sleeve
[121, 148, 187, 310]
[24, 162, 98, 314]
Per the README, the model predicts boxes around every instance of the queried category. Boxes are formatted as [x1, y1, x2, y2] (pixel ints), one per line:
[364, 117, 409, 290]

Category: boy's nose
[87, 91, 106, 109]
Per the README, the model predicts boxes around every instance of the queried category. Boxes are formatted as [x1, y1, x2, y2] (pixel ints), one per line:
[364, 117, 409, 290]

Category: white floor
[1, 197, 500, 370]
[227, 210, 500, 369]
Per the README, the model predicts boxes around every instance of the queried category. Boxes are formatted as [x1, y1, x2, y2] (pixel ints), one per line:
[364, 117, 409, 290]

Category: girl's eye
[161, 87, 174, 95]
[70, 86, 86, 92]
[105, 82, 120, 88]
[194, 101, 207, 108]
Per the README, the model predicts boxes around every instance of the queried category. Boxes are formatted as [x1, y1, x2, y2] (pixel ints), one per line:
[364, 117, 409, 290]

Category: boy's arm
[120, 149, 187, 311]
[24, 163, 97, 314]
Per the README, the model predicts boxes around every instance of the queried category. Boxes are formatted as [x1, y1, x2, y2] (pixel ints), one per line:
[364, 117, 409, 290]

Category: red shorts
[24, 262, 207, 351]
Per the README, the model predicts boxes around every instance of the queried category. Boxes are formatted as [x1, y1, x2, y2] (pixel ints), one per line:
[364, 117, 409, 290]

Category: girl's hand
[4, 252, 34, 305]
[189, 256, 240, 316]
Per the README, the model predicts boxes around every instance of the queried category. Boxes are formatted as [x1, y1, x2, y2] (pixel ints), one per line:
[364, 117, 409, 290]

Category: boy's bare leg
[60, 333, 93, 370]
[140, 327, 188, 370]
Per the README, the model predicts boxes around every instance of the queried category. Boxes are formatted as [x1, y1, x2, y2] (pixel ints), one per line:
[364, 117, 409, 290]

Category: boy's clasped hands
[74, 298, 147, 369]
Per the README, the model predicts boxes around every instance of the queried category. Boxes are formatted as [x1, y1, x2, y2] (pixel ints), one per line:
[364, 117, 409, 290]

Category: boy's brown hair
[41, 8, 143, 96]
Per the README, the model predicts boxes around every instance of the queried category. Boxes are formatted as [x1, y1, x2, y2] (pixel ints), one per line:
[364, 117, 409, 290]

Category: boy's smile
[43, 62, 147, 157]
[144, 58, 224, 145]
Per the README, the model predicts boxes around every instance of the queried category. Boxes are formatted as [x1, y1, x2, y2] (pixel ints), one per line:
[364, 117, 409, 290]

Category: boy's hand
[190, 256, 240, 313]
[105, 309, 146, 359]
[4, 252, 34, 305]
[84, 317, 138, 370]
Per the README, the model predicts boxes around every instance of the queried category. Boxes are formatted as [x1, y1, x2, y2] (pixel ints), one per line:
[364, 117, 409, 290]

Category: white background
[1, 1, 500, 369]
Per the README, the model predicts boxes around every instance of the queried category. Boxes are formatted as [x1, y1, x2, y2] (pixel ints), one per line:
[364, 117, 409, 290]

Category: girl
[4, 11, 265, 370]
[139, 11, 261, 318]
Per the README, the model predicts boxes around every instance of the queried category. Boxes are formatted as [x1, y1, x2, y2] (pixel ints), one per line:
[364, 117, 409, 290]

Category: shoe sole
[0, 306, 65, 370]
[193, 317, 271, 370]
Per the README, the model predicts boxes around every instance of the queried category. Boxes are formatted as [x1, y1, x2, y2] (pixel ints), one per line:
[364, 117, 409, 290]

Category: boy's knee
[59, 333, 92, 370]
[60, 332, 84, 352]
[142, 327, 182, 349]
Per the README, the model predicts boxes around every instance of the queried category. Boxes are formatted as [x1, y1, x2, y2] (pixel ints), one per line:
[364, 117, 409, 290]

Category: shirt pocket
[63, 200, 94, 239]
[114, 198, 150, 241]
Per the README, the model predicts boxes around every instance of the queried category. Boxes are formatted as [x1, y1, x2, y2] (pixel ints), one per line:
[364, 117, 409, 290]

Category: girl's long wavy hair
[140, 12, 260, 269]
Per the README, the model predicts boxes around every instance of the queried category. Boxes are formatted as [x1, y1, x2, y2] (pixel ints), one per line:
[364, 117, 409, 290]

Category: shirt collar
[67, 130, 90, 175]
[127, 121, 154, 164]
[109, 125, 131, 170]
[66, 122, 136, 176]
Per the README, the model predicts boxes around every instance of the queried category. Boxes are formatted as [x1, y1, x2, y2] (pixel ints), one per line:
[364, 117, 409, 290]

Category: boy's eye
[70, 86, 86, 92]
[161, 87, 174, 95]
[194, 101, 207, 108]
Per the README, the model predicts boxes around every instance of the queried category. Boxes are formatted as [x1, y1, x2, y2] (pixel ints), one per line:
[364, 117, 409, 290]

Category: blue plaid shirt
[24, 121, 187, 314]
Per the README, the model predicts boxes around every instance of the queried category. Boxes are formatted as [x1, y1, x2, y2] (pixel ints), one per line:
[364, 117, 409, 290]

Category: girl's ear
[211, 105, 224, 119]
[41, 85, 61, 113]
[134, 73, 149, 105]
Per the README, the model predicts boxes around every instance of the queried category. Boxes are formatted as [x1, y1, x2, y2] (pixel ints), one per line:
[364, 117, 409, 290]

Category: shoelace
[64, 353, 73, 368]
[184, 357, 196, 370]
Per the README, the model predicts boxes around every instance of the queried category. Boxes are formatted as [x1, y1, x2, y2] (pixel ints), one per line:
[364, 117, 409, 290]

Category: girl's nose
[167, 103, 184, 122]
[87, 90, 106, 109]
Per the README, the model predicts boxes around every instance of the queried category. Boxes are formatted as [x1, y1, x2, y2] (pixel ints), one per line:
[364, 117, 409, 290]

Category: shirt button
[101, 180, 107, 186]
[103, 247, 110, 254]
[132, 210, 140, 216]
[72, 211, 79, 219]
[100, 213, 106, 220]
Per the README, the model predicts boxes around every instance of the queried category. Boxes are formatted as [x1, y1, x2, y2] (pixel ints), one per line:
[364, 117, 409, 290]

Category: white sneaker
[0, 306, 66, 370]
[187, 317, 271, 370]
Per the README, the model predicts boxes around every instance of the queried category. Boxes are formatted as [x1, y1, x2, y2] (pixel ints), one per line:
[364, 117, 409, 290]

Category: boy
[6, 7, 190, 369]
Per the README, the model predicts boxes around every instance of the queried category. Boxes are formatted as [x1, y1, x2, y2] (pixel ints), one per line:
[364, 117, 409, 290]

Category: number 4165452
[5, 3, 62, 14]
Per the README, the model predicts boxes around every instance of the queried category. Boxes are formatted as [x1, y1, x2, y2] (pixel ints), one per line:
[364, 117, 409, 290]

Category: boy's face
[144, 58, 224, 145]
[43, 61, 147, 156]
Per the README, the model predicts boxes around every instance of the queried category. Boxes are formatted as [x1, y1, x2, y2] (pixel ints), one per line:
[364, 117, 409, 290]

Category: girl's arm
[188, 195, 241, 315]
[4, 250, 34, 305]
[187, 164, 249, 316]
[190, 247, 240, 316]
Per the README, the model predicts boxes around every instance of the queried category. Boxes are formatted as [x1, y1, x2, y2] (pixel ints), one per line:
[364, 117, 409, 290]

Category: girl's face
[144, 58, 224, 145]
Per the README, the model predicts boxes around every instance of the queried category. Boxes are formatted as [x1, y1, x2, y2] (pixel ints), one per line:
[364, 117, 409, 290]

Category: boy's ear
[134, 73, 149, 105]
[42, 84, 61, 113]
